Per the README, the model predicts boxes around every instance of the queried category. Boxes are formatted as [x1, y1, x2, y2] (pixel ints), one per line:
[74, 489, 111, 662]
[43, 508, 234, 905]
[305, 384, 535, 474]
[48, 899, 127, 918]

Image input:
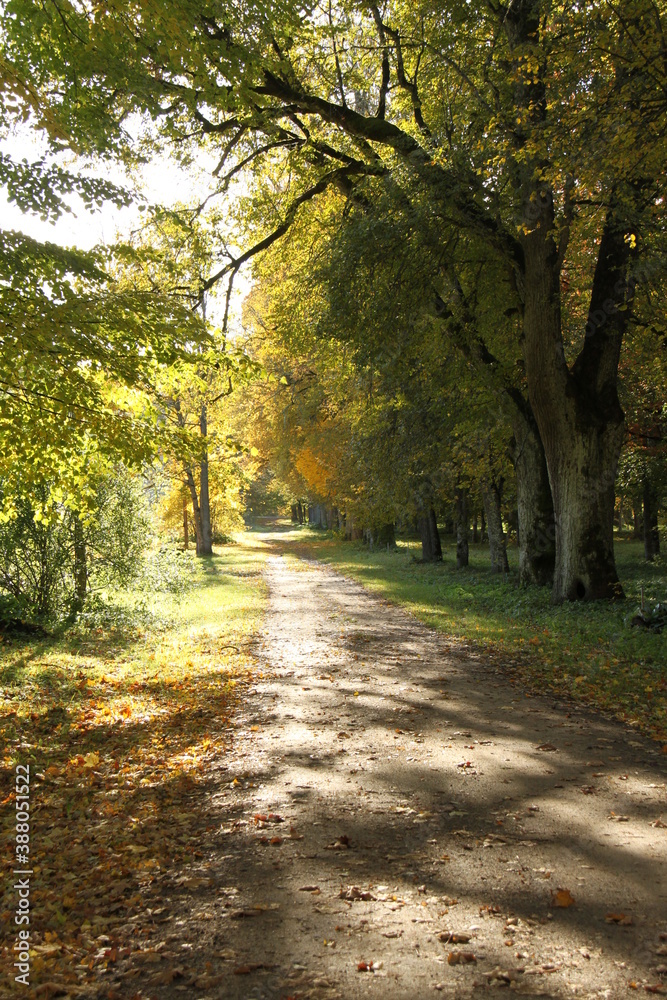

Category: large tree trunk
[505, 3, 630, 602]
[198, 404, 213, 556]
[72, 514, 87, 611]
[482, 479, 509, 574]
[455, 489, 469, 569]
[643, 478, 660, 562]
[419, 507, 442, 562]
[185, 469, 204, 554]
[521, 192, 627, 601]
[511, 410, 556, 586]
[548, 423, 625, 599]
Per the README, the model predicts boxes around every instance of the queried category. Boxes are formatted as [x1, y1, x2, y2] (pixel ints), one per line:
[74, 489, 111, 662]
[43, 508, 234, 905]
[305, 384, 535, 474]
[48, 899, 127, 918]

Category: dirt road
[188, 546, 667, 999]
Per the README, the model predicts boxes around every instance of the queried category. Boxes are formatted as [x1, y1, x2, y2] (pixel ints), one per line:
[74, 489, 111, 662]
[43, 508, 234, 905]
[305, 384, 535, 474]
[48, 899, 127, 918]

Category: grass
[0, 536, 269, 985]
[276, 525, 667, 743]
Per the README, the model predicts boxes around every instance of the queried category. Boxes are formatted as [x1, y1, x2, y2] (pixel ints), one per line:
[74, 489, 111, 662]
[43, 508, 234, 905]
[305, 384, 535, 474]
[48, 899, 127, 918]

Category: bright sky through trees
[0, 117, 249, 327]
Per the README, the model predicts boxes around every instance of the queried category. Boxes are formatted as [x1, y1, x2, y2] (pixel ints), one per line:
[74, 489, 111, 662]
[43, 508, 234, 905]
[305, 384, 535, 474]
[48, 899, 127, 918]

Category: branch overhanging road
[202, 539, 667, 1000]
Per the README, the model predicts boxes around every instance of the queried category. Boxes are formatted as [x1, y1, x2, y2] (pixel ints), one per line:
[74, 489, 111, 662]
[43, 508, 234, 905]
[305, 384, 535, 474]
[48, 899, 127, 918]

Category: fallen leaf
[536, 743, 558, 752]
[150, 967, 184, 986]
[439, 932, 471, 944]
[327, 835, 351, 850]
[448, 951, 477, 965]
[488, 967, 522, 983]
[605, 912, 634, 925]
[298, 885, 321, 893]
[193, 974, 223, 988]
[340, 886, 375, 901]
[551, 889, 575, 908]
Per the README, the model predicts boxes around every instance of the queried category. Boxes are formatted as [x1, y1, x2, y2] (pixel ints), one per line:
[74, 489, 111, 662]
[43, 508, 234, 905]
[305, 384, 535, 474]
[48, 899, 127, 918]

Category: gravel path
[208, 548, 667, 999]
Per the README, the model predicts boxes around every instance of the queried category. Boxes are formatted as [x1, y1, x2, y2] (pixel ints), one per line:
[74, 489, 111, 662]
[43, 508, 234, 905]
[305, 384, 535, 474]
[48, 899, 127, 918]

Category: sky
[0, 120, 248, 329]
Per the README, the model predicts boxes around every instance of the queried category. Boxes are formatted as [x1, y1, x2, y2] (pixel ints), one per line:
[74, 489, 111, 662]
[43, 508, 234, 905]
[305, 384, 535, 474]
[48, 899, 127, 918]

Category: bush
[0, 471, 150, 624]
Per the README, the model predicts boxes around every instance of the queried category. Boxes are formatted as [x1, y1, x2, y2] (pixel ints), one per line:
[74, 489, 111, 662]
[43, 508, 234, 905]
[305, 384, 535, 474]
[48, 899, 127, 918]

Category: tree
[0, 467, 149, 623]
[4, 0, 666, 597]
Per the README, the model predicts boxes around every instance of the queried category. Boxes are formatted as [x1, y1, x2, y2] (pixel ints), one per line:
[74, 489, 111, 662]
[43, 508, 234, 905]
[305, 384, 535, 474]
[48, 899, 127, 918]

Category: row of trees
[1, 0, 666, 607]
[237, 195, 665, 575]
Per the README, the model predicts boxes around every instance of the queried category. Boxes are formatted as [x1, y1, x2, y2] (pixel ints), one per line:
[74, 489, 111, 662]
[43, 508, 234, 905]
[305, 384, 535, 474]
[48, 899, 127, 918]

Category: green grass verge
[0, 537, 269, 975]
[276, 526, 667, 743]
[0, 536, 269, 766]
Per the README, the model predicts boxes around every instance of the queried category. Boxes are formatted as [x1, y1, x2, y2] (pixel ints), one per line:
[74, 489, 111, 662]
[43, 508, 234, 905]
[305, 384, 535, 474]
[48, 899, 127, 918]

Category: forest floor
[3, 527, 667, 999]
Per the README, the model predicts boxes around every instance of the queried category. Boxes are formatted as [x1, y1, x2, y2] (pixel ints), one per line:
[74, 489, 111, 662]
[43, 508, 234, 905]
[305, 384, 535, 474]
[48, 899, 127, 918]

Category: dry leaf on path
[605, 912, 634, 925]
[448, 951, 477, 965]
[439, 931, 471, 944]
[551, 889, 576, 908]
[327, 834, 351, 849]
[340, 886, 375, 901]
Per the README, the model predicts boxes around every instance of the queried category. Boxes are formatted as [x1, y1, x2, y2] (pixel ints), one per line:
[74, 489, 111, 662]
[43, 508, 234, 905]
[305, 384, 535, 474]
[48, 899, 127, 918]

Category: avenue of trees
[1, 0, 666, 618]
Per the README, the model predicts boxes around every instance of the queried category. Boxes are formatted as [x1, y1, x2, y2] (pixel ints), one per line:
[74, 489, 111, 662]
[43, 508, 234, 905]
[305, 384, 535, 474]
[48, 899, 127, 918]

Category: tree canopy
[1, 0, 665, 599]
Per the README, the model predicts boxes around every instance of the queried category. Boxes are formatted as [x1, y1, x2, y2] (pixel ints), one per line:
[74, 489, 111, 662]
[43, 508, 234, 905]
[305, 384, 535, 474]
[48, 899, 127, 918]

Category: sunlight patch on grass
[0, 536, 269, 970]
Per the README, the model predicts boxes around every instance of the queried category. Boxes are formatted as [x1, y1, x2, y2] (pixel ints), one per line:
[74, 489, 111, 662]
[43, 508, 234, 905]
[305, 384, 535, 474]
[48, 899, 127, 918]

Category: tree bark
[198, 404, 213, 556]
[502, 3, 631, 602]
[455, 489, 469, 569]
[185, 468, 204, 554]
[419, 507, 443, 562]
[511, 410, 556, 586]
[291, 503, 298, 522]
[521, 192, 627, 601]
[643, 478, 660, 562]
[183, 497, 189, 549]
[73, 513, 87, 611]
[482, 479, 509, 574]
